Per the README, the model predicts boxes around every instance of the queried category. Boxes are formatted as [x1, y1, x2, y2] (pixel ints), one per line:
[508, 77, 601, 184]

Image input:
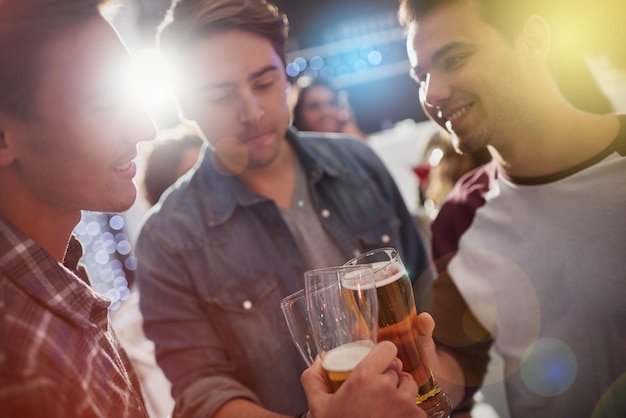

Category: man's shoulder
[137, 186, 205, 249]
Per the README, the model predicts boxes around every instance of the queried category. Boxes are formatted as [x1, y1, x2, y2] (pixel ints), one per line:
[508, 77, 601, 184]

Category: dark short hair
[397, 0, 615, 114]
[398, 0, 537, 43]
[0, 0, 114, 120]
[398, 0, 626, 65]
[158, 0, 289, 92]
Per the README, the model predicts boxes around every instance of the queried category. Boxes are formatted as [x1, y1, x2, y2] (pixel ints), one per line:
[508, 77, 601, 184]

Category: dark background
[131, 0, 427, 133]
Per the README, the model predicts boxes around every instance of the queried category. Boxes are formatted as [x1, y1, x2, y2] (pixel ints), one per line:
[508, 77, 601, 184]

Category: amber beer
[322, 340, 373, 392]
[373, 260, 449, 413]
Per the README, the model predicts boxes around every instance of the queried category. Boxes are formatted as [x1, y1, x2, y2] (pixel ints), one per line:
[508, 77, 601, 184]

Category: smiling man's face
[406, 0, 531, 154]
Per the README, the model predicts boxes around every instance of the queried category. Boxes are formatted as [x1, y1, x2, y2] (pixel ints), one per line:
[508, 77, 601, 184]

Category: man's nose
[421, 73, 452, 111]
[238, 91, 265, 123]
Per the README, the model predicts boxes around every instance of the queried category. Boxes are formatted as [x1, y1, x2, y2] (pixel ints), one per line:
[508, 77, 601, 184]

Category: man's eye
[255, 78, 274, 90]
[205, 92, 233, 103]
[445, 55, 466, 70]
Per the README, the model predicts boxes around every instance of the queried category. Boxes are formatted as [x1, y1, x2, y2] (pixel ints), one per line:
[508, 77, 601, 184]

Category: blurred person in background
[398, 0, 626, 417]
[140, 123, 204, 206]
[134, 0, 431, 417]
[0, 0, 157, 416]
[290, 79, 367, 140]
[414, 129, 491, 221]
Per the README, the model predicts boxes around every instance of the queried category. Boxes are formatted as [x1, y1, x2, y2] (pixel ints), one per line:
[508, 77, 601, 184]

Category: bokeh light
[74, 212, 134, 311]
[286, 62, 301, 78]
[449, 248, 542, 386]
[368, 50, 383, 65]
[521, 338, 578, 397]
[309, 56, 324, 70]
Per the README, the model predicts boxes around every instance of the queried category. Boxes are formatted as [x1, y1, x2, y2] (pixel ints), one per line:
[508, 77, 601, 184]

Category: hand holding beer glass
[345, 248, 452, 418]
[304, 265, 378, 392]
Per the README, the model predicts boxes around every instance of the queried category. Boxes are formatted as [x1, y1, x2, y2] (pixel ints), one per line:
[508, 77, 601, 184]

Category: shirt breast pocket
[204, 273, 292, 369]
[357, 213, 401, 251]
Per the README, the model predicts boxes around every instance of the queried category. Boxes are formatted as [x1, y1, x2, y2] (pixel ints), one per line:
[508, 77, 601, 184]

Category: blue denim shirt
[135, 127, 430, 418]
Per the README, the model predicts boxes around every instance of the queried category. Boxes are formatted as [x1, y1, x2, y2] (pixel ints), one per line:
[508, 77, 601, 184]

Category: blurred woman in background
[290, 79, 367, 140]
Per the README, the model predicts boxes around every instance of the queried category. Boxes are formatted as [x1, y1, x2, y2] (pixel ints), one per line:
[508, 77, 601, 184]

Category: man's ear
[519, 15, 551, 63]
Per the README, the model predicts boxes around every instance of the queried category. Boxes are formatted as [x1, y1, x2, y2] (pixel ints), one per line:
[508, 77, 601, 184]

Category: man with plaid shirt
[0, 0, 156, 416]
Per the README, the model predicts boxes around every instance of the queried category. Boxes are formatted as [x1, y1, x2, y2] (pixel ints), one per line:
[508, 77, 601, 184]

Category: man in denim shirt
[135, 1, 431, 417]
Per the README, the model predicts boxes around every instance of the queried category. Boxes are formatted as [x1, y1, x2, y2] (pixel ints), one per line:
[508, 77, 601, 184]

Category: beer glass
[345, 248, 452, 418]
[280, 289, 317, 367]
[304, 265, 378, 392]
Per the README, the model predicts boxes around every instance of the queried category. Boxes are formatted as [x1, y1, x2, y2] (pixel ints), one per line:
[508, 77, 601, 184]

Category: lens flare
[521, 338, 577, 397]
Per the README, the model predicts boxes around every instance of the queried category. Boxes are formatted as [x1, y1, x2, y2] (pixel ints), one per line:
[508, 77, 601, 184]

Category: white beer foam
[323, 340, 374, 372]
[341, 268, 377, 290]
[370, 261, 405, 288]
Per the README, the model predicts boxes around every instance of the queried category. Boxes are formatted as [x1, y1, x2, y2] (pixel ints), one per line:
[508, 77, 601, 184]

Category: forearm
[213, 398, 294, 418]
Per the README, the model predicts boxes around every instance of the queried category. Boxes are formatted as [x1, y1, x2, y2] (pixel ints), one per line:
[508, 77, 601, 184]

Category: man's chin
[212, 152, 248, 176]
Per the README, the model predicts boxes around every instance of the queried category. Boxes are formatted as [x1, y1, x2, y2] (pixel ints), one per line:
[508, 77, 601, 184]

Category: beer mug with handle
[345, 248, 452, 418]
[304, 264, 378, 393]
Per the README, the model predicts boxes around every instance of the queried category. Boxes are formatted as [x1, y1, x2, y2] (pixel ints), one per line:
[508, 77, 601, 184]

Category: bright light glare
[129, 48, 174, 106]
[428, 147, 445, 167]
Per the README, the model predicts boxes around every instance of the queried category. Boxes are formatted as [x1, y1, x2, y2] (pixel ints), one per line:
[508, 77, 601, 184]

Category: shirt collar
[195, 126, 346, 226]
[0, 218, 111, 330]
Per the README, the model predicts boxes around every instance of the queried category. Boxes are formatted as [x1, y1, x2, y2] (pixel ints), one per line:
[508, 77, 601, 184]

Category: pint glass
[346, 248, 452, 417]
[304, 265, 378, 392]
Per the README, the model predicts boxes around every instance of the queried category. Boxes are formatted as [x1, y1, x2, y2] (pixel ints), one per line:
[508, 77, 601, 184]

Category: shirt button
[321, 209, 330, 218]
[243, 300, 253, 310]
[381, 234, 390, 244]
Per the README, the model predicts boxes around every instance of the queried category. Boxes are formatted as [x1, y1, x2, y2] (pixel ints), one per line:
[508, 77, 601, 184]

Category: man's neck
[493, 109, 619, 179]
[0, 174, 78, 262]
[238, 142, 298, 209]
